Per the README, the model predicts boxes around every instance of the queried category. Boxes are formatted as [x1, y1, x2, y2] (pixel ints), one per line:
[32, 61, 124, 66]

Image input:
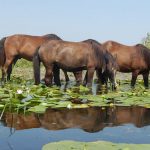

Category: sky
[0, 0, 150, 44]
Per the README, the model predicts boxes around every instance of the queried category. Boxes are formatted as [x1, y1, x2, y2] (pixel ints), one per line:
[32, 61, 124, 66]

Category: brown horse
[0, 34, 68, 82]
[82, 39, 118, 89]
[33, 39, 109, 87]
[102, 41, 150, 88]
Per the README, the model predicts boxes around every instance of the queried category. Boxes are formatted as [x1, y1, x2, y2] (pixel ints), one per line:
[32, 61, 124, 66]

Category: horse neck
[140, 46, 150, 69]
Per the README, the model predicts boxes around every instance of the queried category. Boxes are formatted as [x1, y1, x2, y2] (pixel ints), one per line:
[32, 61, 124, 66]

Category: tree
[142, 33, 150, 48]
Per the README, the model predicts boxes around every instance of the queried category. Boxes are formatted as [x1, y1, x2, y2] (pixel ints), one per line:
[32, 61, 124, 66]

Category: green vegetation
[142, 32, 150, 48]
[0, 75, 150, 116]
[42, 140, 150, 150]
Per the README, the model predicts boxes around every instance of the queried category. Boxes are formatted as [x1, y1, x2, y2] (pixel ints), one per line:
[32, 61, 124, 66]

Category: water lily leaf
[28, 105, 47, 113]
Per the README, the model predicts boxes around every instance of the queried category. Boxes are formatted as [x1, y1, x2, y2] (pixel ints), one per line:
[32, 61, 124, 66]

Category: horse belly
[55, 55, 87, 72]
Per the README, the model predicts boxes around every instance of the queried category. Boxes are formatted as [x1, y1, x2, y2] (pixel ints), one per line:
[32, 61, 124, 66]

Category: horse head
[104, 51, 118, 90]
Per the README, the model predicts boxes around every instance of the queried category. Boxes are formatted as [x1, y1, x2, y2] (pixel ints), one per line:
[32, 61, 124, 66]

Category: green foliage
[42, 140, 150, 150]
[142, 32, 150, 49]
[1, 76, 150, 116]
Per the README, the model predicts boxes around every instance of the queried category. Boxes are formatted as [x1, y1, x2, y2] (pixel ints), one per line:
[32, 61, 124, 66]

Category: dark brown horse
[33, 39, 109, 87]
[83, 39, 118, 89]
[102, 41, 150, 88]
[0, 34, 67, 82]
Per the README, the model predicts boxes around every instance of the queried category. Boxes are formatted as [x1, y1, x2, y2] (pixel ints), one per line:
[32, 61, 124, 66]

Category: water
[0, 106, 150, 150]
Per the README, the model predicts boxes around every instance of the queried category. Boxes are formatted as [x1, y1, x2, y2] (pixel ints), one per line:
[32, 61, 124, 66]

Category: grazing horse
[102, 41, 150, 88]
[33, 39, 111, 87]
[83, 39, 118, 89]
[1, 34, 67, 82]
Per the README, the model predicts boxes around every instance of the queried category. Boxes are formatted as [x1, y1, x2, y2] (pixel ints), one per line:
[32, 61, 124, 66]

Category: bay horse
[102, 41, 150, 88]
[0, 34, 70, 82]
[82, 39, 118, 89]
[33, 39, 117, 88]
[33, 39, 109, 87]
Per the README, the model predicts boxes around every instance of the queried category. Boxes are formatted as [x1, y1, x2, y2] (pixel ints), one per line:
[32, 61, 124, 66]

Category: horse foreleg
[143, 71, 149, 88]
[86, 68, 95, 87]
[73, 71, 82, 85]
[131, 70, 139, 88]
[45, 66, 53, 86]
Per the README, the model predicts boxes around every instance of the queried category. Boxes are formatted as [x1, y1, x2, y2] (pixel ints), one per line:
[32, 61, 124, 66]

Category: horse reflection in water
[3, 106, 150, 132]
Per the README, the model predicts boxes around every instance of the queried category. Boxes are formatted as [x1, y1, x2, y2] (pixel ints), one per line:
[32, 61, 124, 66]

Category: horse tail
[0, 37, 6, 68]
[33, 46, 41, 85]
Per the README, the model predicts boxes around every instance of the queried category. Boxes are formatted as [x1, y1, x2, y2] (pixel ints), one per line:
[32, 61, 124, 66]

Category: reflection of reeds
[0, 104, 7, 120]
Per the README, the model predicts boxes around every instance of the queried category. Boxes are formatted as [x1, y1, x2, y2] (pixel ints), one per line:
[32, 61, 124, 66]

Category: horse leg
[96, 69, 108, 88]
[63, 70, 69, 82]
[53, 65, 61, 86]
[73, 71, 82, 85]
[86, 68, 95, 87]
[83, 71, 88, 86]
[131, 70, 139, 88]
[143, 71, 149, 88]
[45, 66, 53, 86]
[2, 57, 14, 83]
[7, 57, 18, 81]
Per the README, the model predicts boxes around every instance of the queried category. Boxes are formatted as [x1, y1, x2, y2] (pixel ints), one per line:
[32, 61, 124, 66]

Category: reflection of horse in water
[3, 106, 150, 132]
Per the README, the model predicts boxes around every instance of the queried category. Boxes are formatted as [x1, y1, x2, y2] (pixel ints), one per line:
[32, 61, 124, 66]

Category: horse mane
[136, 44, 150, 68]
[43, 34, 62, 40]
[83, 39, 106, 68]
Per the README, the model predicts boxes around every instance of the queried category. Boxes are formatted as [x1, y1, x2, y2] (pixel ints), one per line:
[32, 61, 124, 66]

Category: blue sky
[0, 0, 150, 44]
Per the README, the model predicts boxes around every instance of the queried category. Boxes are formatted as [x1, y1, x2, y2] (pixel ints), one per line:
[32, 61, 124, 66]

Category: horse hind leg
[7, 57, 18, 81]
[2, 57, 14, 84]
[143, 71, 149, 88]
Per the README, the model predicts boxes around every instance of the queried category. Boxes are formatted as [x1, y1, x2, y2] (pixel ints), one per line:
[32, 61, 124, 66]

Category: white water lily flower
[17, 89, 23, 94]
[67, 104, 72, 109]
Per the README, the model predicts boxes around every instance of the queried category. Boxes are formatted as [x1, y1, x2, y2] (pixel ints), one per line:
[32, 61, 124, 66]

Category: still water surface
[0, 106, 150, 150]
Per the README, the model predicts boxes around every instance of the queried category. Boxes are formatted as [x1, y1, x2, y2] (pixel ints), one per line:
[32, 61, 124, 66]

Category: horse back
[4, 34, 49, 60]
[102, 41, 148, 72]
[39, 40, 99, 69]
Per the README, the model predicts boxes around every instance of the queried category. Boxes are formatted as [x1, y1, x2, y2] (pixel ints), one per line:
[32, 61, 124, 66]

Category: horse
[0, 34, 71, 83]
[102, 41, 150, 88]
[33, 39, 111, 87]
[33, 39, 117, 88]
[82, 39, 118, 89]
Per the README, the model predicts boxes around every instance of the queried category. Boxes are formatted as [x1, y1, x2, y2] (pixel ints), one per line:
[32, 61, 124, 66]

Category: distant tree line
[142, 33, 150, 48]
